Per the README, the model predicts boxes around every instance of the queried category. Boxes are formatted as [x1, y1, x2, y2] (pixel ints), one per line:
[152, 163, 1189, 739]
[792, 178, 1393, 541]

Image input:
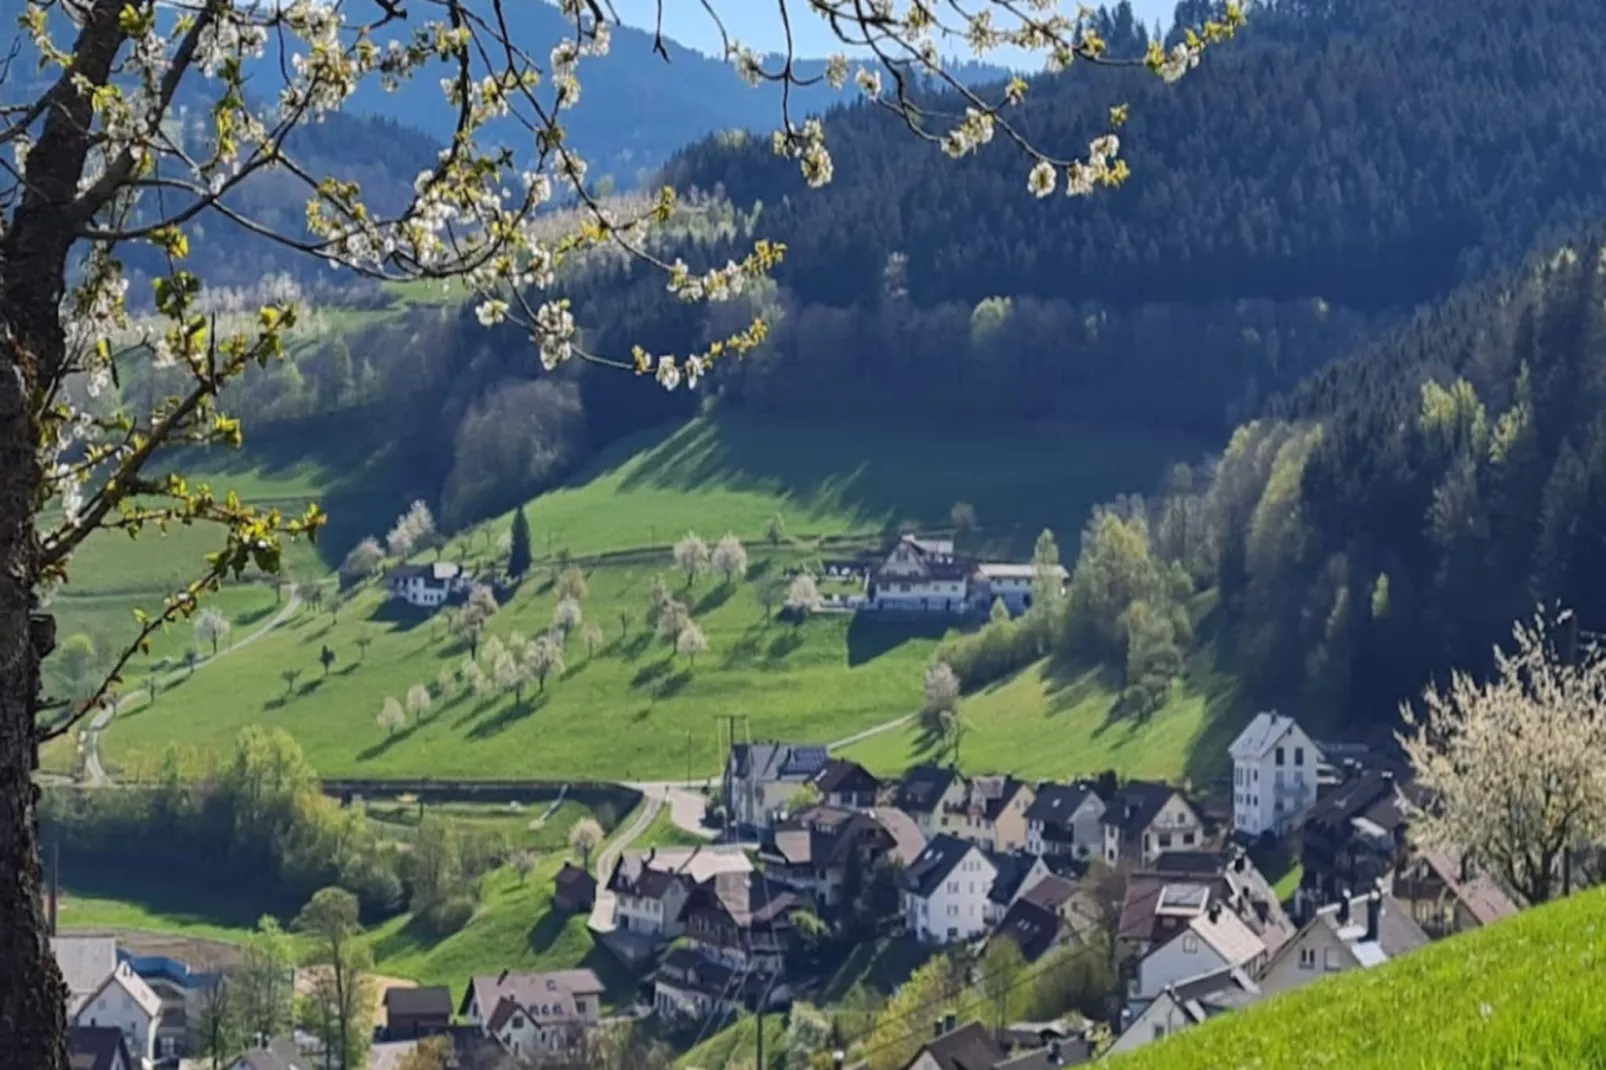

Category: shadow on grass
[366, 599, 432, 632]
[748, 558, 774, 581]
[693, 584, 736, 616]
[630, 660, 672, 690]
[652, 669, 693, 701]
[56, 860, 293, 936]
[847, 613, 950, 668]
[620, 633, 653, 662]
[527, 909, 569, 954]
[358, 722, 423, 761]
[719, 631, 763, 669]
[765, 630, 804, 661]
[467, 692, 549, 739]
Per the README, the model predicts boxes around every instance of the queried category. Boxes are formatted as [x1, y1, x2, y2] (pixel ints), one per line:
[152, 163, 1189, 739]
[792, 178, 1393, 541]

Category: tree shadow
[298, 677, 327, 697]
[693, 584, 736, 616]
[620, 633, 653, 662]
[451, 694, 501, 729]
[719, 632, 762, 669]
[765, 631, 804, 662]
[336, 663, 360, 677]
[527, 909, 569, 954]
[653, 669, 693, 701]
[748, 558, 774, 581]
[847, 614, 951, 667]
[630, 660, 672, 690]
[467, 692, 549, 739]
[357, 721, 424, 761]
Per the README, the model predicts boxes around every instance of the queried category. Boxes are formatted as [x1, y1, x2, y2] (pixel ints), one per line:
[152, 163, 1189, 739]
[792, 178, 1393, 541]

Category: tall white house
[1229, 713, 1322, 838]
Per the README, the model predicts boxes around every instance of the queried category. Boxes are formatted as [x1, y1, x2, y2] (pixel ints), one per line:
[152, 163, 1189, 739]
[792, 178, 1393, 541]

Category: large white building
[385, 561, 470, 608]
[1229, 713, 1323, 838]
[862, 534, 1068, 616]
[902, 834, 998, 945]
[73, 962, 161, 1070]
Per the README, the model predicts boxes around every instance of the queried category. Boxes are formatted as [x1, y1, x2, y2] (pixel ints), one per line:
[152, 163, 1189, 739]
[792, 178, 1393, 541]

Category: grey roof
[1229, 712, 1305, 761]
[383, 985, 452, 1017]
[895, 764, 962, 814]
[904, 834, 981, 898]
[994, 1038, 1094, 1069]
[992, 899, 1063, 962]
[1170, 964, 1262, 1016]
[52, 937, 117, 1013]
[459, 969, 605, 1022]
[730, 741, 829, 783]
[988, 851, 1045, 906]
[1308, 769, 1406, 829]
[1024, 782, 1101, 826]
[916, 1021, 1007, 1070]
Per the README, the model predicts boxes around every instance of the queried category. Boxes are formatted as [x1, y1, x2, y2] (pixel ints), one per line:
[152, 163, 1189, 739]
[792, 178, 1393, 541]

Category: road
[80, 584, 309, 784]
[587, 787, 664, 933]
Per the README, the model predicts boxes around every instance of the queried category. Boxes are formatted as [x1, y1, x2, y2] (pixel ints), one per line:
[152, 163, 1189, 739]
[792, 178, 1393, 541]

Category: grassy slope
[1112, 889, 1606, 1070]
[844, 650, 1242, 786]
[103, 415, 1215, 781]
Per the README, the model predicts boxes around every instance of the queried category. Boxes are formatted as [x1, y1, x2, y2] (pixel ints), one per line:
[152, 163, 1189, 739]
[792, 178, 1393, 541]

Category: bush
[421, 894, 477, 936]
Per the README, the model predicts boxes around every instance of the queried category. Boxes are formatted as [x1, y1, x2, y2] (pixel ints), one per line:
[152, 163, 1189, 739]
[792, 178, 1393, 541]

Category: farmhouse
[867, 535, 973, 612]
[970, 562, 1066, 614]
[385, 561, 470, 608]
[1258, 888, 1428, 998]
[459, 969, 604, 1059]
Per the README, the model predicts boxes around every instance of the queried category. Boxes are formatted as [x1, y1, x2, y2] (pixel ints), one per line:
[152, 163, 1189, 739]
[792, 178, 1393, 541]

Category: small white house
[1229, 713, 1323, 838]
[971, 562, 1067, 614]
[73, 962, 161, 1070]
[460, 969, 604, 1060]
[384, 562, 470, 608]
[902, 834, 999, 945]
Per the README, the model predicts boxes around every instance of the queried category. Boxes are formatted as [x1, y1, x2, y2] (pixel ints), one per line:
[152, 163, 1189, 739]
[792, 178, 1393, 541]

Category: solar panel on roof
[1158, 884, 1210, 910]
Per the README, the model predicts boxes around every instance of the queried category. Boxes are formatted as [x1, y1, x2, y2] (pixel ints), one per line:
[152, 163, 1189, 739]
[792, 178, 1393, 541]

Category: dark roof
[1024, 781, 1101, 826]
[988, 852, 1045, 906]
[904, 834, 979, 898]
[606, 850, 692, 900]
[1018, 874, 1078, 913]
[992, 900, 1063, 963]
[68, 1027, 133, 1070]
[764, 807, 889, 869]
[694, 871, 801, 928]
[1153, 850, 1230, 875]
[1105, 780, 1188, 836]
[1308, 769, 1406, 829]
[383, 985, 452, 1017]
[994, 1039, 1094, 1069]
[870, 806, 929, 866]
[555, 861, 597, 900]
[896, 764, 962, 814]
[916, 1021, 1008, 1070]
[812, 758, 880, 797]
[730, 741, 829, 783]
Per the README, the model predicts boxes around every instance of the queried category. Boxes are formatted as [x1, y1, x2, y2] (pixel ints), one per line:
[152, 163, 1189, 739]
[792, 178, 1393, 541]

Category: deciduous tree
[405, 683, 432, 724]
[786, 573, 824, 625]
[378, 698, 405, 737]
[676, 622, 709, 666]
[569, 817, 605, 869]
[557, 564, 588, 602]
[674, 533, 711, 588]
[294, 888, 373, 1070]
[525, 635, 566, 693]
[1400, 608, 1606, 905]
[581, 623, 605, 658]
[553, 596, 583, 638]
[340, 538, 385, 583]
[712, 533, 749, 585]
[195, 608, 231, 657]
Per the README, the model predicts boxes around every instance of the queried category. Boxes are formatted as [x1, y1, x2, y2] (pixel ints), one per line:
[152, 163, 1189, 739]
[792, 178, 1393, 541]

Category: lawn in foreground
[842, 655, 1242, 785]
[104, 552, 953, 780]
[1111, 887, 1606, 1069]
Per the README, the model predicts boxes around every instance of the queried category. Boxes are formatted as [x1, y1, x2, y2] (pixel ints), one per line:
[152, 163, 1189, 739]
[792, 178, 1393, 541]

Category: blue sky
[603, 0, 1177, 65]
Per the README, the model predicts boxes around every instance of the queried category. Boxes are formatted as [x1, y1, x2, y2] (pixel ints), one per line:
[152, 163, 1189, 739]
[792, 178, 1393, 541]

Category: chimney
[1336, 893, 1351, 926]
[833, 1051, 846, 1070]
[934, 1017, 946, 1039]
[944, 1013, 957, 1034]
[497, 969, 509, 985]
[1207, 901, 1222, 923]
[1365, 890, 1383, 943]
[1233, 853, 1247, 873]
[1381, 771, 1395, 787]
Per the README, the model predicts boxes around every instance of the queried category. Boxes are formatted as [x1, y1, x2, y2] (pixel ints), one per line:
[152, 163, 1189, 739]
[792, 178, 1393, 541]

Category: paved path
[587, 788, 664, 933]
[81, 584, 310, 784]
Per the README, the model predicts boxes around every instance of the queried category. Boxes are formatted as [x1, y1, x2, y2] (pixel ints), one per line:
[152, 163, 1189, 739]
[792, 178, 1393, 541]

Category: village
[56, 710, 1519, 1070]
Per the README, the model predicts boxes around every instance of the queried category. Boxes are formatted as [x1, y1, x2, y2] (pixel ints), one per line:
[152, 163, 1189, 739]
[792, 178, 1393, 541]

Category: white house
[866, 535, 973, 612]
[1107, 965, 1261, 1057]
[970, 562, 1067, 615]
[51, 936, 118, 1015]
[1258, 889, 1429, 999]
[1104, 781, 1205, 867]
[902, 834, 999, 945]
[604, 845, 751, 941]
[1230, 713, 1323, 838]
[73, 961, 161, 1070]
[460, 969, 604, 1060]
[384, 561, 470, 608]
[1133, 890, 1268, 1000]
[1024, 781, 1106, 860]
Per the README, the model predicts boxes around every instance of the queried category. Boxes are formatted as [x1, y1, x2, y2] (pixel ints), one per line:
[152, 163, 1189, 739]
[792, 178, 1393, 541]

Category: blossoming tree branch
[0, 0, 1241, 1063]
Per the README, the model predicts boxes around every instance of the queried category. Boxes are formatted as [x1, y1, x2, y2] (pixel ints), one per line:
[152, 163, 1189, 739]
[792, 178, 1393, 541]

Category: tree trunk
[0, 4, 130, 1064]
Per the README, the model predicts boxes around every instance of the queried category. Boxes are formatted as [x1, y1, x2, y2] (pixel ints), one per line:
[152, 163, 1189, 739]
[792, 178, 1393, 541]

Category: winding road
[80, 584, 310, 784]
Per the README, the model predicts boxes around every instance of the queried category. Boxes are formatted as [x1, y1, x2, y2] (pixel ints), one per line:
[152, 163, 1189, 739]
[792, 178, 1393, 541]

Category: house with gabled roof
[989, 899, 1071, 965]
[723, 740, 831, 831]
[385, 561, 469, 608]
[902, 1019, 1008, 1070]
[1391, 848, 1519, 938]
[903, 834, 998, 945]
[1025, 781, 1105, 861]
[69, 1026, 136, 1070]
[1259, 887, 1428, 998]
[894, 764, 970, 839]
[52, 936, 118, 1017]
[985, 851, 1056, 923]
[810, 758, 881, 809]
[679, 870, 803, 974]
[72, 961, 161, 1070]
[1230, 712, 1323, 838]
[867, 535, 974, 613]
[1103, 781, 1204, 867]
[966, 775, 1036, 852]
[459, 969, 604, 1059]
[1107, 965, 1261, 1057]
[604, 844, 751, 942]
[759, 805, 898, 909]
[1132, 889, 1268, 1000]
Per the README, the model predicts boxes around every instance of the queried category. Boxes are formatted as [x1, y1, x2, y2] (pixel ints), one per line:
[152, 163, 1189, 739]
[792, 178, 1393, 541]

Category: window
[1153, 1024, 1167, 1041]
[1183, 832, 1196, 846]
[1276, 746, 1285, 766]
[1253, 768, 1259, 782]
[1182, 934, 1199, 953]
[1295, 746, 1305, 766]
[1275, 770, 1284, 787]
[1158, 833, 1173, 848]
[1299, 948, 1316, 970]
[513, 1016, 525, 1029]
[1324, 949, 1342, 972]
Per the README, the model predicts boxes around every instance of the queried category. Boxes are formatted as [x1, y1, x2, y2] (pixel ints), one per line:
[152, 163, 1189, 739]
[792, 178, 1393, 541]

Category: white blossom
[1028, 160, 1056, 198]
